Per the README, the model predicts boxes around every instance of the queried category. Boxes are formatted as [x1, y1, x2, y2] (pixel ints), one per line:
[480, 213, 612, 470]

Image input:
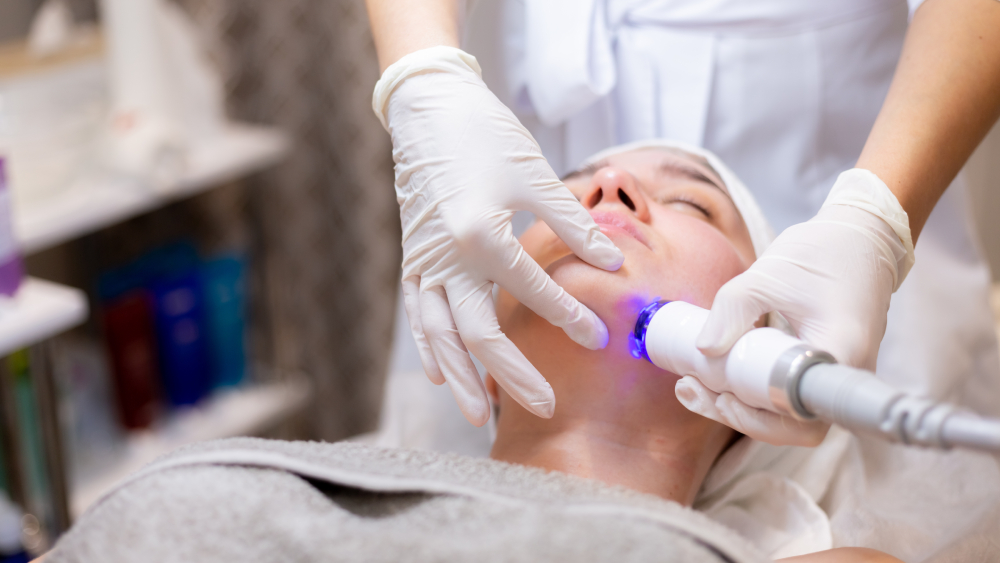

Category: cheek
[543, 218, 748, 341]
[500, 215, 748, 364]
[643, 221, 749, 308]
[544, 258, 666, 361]
[643, 208, 750, 298]
[505, 258, 668, 393]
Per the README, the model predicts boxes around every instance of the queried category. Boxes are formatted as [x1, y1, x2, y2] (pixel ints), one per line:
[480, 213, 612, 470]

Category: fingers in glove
[419, 285, 491, 426]
[676, 376, 828, 447]
[696, 268, 789, 356]
[714, 392, 830, 447]
[401, 276, 444, 385]
[449, 280, 556, 419]
[528, 185, 625, 272]
[675, 376, 728, 423]
[490, 235, 609, 350]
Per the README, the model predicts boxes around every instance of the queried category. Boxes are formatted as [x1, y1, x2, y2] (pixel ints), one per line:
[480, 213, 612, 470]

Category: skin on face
[488, 147, 755, 505]
[499, 147, 754, 351]
[493, 147, 755, 423]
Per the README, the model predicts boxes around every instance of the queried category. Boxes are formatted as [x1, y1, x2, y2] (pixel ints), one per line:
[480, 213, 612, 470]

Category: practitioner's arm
[364, 0, 462, 72]
[364, 0, 623, 427]
[777, 547, 904, 563]
[857, 0, 1000, 242]
[692, 0, 1000, 445]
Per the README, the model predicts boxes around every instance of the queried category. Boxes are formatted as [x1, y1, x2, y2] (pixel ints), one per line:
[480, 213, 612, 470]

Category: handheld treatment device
[633, 300, 1000, 453]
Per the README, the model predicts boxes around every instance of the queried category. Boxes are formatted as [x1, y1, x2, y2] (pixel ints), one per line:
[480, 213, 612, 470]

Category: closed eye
[661, 195, 711, 218]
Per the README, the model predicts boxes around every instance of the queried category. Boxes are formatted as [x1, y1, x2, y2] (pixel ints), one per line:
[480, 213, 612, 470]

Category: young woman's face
[497, 147, 755, 359]
[490, 147, 757, 446]
[491, 147, 755, 437]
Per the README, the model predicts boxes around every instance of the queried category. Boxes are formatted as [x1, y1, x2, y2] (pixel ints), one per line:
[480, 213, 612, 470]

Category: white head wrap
[579, 139, 776, 259]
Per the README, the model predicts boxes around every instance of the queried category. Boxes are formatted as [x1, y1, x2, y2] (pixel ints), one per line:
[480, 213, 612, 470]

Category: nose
[581, 167, 651, 222]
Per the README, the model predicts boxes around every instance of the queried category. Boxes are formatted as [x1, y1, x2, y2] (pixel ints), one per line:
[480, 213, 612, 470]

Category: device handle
[643, 301, 812, 414]
[800, 363, 1000, 452]
[641, 301, 1000, 453]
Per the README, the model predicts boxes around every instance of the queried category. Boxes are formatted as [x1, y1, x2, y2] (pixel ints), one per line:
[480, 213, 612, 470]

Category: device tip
[631, 300, 669, 362]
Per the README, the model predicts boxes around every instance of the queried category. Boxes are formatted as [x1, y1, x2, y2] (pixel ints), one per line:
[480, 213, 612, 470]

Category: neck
[492, 309, 734, 506]
[490, 402, 732, 506]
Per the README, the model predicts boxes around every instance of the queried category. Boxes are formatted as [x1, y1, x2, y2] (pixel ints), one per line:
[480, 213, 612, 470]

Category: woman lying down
[44, 142, 900, 563]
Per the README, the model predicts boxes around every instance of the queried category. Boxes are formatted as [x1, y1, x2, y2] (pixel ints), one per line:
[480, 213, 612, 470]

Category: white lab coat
[478, 0, 1000, 559]
[497, 0, 1000, 411]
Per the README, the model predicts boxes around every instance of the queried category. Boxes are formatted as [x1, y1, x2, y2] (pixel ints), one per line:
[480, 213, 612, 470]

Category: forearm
[777, 547, 903, 563]
[364, 0, 464, 72]
[856, 0, 1000, 242]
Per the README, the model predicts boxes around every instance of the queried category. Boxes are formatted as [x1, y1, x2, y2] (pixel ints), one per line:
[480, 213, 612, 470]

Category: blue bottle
[142, 244, 211, 407]
[201, 256, 247, 388]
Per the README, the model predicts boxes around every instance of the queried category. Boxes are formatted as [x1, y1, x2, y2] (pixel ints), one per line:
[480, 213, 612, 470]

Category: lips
[590, 211, 650, 249]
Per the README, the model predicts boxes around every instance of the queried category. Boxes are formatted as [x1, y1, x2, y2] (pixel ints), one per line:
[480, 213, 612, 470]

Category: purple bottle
[0, 158, 24, 296]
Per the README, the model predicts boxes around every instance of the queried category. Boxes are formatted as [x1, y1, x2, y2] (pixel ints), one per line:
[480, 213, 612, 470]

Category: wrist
[371, 46, 481, 130]
[367, 0, 464, 72]
[822, 168, 915, 288]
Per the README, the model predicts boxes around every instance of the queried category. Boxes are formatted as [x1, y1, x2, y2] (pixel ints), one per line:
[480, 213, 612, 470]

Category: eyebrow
[656, 160, 728, 196]
[561, 156, 731, 199]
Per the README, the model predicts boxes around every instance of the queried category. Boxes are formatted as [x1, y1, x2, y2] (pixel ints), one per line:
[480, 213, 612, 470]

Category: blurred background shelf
[14, 124, 290, 255]
[0, 278, 87, 356]
[0, 0, 388, 554]
[69, 376, 311, 518]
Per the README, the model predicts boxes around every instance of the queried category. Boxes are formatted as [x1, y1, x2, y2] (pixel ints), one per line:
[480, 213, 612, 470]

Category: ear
[485, 373, 500, 403]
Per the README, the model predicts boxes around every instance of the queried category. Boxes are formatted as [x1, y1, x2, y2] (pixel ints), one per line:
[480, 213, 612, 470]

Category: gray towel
[48, 438, 770, 563]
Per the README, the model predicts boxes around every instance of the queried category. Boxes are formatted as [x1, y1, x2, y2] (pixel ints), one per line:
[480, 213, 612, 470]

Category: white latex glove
[689, 169, 914, 444]
[373, 47, 624, 426]
[675, 376, 830, 446]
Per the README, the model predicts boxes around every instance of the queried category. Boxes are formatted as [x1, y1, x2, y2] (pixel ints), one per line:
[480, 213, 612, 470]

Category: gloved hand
[373, 46, 624, 427]
[688, 168, 914, 444]
[675, 376, 831, 446]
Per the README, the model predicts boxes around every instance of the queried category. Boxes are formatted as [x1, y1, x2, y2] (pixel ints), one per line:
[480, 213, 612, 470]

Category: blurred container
[98, 0, 230, 186]
[141, 243, 210, 407]
[202, 256, 247, 388]
[6, 352, 51, 552]
[151, 271, 210, 406]
[99, 268, 160, 430]
[50, 336, 124, 483]
[0, 31, 107, 207]
[0, 159, 22, 297]
[99, 243, 249, 413]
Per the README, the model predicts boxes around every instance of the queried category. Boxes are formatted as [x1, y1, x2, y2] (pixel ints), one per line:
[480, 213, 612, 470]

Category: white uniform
[475, 0, 1000, 559]
[497, 0, 1000, 415]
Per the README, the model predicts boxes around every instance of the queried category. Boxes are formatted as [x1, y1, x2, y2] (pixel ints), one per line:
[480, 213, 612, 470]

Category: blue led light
[629, 299, 669, 362]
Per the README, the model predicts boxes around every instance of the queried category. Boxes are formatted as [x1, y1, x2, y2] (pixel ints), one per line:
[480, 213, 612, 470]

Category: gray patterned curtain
[177, 0, 401, 440]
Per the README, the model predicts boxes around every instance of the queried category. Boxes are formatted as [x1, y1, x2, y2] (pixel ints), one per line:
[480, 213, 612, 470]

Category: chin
[543, 255, 662, 354]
